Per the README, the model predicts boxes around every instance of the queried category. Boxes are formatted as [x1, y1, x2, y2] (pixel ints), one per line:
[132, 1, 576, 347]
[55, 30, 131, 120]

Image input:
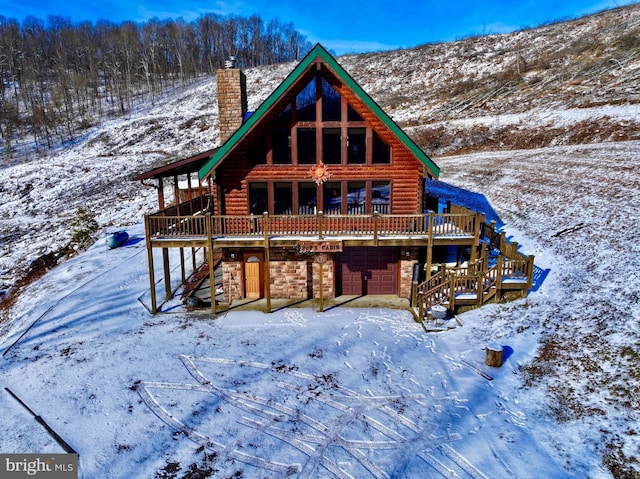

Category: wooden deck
[142, 198, 534, 317]
[144, 210, 480, 248]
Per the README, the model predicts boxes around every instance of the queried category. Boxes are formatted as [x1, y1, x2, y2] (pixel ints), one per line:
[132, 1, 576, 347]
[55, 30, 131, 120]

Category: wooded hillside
[0, 13, 311, 158]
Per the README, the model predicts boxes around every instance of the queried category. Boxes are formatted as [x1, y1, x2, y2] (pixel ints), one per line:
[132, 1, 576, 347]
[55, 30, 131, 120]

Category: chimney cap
[224, 56, 238, 69]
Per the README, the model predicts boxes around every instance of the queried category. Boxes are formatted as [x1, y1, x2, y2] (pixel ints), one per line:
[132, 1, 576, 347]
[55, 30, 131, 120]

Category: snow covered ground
[0, 223, 582, 478]
[3, 140, 639, 478]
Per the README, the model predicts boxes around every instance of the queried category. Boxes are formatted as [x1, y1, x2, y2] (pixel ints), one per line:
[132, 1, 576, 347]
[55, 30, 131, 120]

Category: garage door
[337, 247, 398, 295]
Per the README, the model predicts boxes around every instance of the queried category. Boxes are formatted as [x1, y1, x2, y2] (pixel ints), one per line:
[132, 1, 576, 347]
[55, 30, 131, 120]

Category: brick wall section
[399, 247, 419, 299]
[269, 249, 311, 299]
[220, 249, 335, 301]
[216, 68, 247, 144]
[222, 259, 243, 302]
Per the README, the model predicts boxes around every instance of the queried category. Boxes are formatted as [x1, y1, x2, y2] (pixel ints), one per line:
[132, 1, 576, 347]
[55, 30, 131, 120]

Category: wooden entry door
[243, 253, 263, 298]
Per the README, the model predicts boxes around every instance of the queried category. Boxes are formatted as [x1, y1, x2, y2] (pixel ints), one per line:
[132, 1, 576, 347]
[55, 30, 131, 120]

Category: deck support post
[318, 261, 324, 313]
[162, 248, 171, 301]
[426, 211, 434, 280]
[144, 215, 158, 314]
[373, 212, 379, 246]
[206, 213, 216, 315]
[263, 212, 271, 313]
[496, 255, 504, 300]
[317, 211, 324, 240]
[179, 248, 186, 284]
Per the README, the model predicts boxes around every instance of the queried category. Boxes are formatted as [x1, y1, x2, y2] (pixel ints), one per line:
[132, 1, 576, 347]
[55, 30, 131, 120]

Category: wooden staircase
[414, 240, 534, 321]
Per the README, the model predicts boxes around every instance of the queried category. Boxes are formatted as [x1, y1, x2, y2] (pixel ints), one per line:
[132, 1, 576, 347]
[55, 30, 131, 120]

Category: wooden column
[179, 248, 186, 284]
[162, 248, 171, 301]
[157, 179, 165, 211]
[318, 259, 324, 313]
[145, 215, 157, 314]
[263, 212, 271, 313]
[426, 211, 434, 280]
[207, 213, 216, 315]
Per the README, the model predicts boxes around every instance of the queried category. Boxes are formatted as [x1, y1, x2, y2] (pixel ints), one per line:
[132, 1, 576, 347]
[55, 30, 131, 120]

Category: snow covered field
[1, 139, 639, 477]
[0, 224, 577, 478]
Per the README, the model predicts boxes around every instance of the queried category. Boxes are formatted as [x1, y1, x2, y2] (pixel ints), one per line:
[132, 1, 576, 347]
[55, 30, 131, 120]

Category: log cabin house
[134, 44, 534, 318]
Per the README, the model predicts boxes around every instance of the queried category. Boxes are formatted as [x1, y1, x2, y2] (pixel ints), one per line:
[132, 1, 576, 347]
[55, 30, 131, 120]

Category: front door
[243, 253, 263, 298]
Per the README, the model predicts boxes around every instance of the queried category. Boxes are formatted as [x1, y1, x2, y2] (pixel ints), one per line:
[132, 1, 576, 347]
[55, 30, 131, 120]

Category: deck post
[206, 213, 216, 315]
[449, 272, 456, 313]
[526, 254, 535, 294]
[496, 255, 504, 300]
[317, 211, 324, 240]
[179, 248, 186, 284]
[144, 215, 157, 314]
[162, 248, 171, 301]
[318, 260, 324, 313]
[426, 211, 434, 280]
[373, 212, 379, 246]
[263, 212, 271, 313]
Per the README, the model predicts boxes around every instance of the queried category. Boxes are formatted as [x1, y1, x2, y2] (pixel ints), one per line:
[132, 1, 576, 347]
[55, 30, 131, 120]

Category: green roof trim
[199, 43, 439, 180]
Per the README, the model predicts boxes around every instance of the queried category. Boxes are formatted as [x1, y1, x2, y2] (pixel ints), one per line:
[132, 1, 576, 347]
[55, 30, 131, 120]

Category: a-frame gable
[199, 43, 439, 180]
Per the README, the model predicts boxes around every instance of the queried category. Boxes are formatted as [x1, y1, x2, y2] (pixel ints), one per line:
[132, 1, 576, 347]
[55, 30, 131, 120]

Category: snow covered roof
[133, 148, 218, 181]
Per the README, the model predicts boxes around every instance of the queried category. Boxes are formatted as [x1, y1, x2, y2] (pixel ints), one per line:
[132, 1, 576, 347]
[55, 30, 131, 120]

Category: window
[297, 128, 316, 164]
[347, 182, 366, 214]
[322, 128, 341, 164]
[298, 182, 317, 214]
[272, 128, 291, 164]
[249, 183, 268, 215]
[248, 133, 267, 165]
[296, 78, 316, 121]
[372, 181, 390, 214]
[274, 182, 293, 215]
[372, 131, 390, 164]
[347, 128, 366, 164]
[322, 78, 341, 121]
[275, 102, 291, 124]
[347, 104, 363, 121]
[323, 182, 342, 214]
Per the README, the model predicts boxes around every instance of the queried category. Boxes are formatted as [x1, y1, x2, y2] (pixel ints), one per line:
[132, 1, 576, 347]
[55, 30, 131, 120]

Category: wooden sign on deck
[298, 240, 343, 254]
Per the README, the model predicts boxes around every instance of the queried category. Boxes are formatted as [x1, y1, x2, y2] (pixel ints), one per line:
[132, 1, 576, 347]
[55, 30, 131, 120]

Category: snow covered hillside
[1, 4, 639, 477]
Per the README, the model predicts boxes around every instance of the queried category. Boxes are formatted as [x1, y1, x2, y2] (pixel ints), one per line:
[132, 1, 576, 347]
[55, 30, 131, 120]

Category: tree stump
[485, 344, 504, 367]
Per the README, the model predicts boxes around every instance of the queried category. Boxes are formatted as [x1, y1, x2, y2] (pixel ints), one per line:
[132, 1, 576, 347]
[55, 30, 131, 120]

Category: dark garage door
[337, 247, 398, 295]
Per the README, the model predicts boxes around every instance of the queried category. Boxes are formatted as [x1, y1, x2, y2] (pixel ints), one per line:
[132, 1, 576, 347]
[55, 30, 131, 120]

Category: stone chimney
[216, 56, 248, 144]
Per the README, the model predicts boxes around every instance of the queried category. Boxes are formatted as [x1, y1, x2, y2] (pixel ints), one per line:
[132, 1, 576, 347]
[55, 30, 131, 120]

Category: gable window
[321, 78, 341, 121]
[347, 104, 363, 121]
[248, 133, 267, 165]
[296, 77, 316, 122]
[347, 127, 366, 164]
[322, 128, 341, 164]
[272, 128, 291, 164]
[372, 131, 391, 164]
[297, 128, 316, 164]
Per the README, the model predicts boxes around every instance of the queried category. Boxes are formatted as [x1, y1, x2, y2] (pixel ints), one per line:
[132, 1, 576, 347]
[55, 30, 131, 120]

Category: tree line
[0, 13, 312, 159]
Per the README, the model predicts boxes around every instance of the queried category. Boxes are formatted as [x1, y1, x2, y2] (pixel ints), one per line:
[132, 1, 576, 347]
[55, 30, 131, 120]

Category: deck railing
[415, 225, 535, 317]
[145, 211, 480, 240]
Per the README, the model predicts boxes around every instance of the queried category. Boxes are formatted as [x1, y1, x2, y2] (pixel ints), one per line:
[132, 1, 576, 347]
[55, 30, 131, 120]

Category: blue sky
[1, 0, 637, 55]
